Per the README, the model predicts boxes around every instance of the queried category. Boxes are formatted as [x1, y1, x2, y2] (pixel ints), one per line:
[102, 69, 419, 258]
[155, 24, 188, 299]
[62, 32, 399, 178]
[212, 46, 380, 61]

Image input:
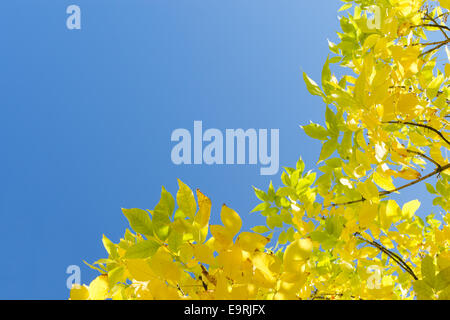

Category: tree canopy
[71, 0, 450, 300]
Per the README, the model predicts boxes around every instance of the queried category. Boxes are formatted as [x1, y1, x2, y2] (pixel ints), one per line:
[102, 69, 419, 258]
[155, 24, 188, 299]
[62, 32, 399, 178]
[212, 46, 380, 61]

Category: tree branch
[328, 163, 450, 208]
[354, 232, 418, 280]
[413, 23, 450, 36]
[419, 39, 450, 57]
[422, 12, 450, 40]
[385, 120, 450, 147]
[406, 149, 441, 169]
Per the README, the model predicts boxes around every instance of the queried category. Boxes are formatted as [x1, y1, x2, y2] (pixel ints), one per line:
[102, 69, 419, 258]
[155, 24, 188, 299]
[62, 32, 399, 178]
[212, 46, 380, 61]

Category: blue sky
[0, 1, 439, 299]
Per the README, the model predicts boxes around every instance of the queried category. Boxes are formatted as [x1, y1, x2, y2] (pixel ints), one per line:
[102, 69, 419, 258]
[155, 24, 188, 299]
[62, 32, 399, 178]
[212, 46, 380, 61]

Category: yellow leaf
[357, 179, 380, 201]
[396, 168, 421, 180]
[438, 251, 450, 271]
[441, 0, 450, 10]
[373, 171, 395, 191]
[150, 248, 181, 283]
[210, 225, 233, 248]
[363, 34, 381, 52]
[374, 142, 388, 163]
[396, 93, 420, 118]
[430, 145, 446, 165]
[88, 275, 109, 300]
[195, 189, 211, 228]
[237, 232, 270, 253]
[386, 200, 401, 218]
[193, 243, 216, 265]
[275, 272, 307, 300]
[217, 245, 243, 278]
[359, 202, 378, 228]
[252, 252, 278, 288]
[220, 204, 242, 237]
[69, 284, 89, 300]
[147, 278, 180, 300]
[283, 239, 313, 273]
[402, 200, 420, 219]
[445, 64, 450, 78]
[126, 259, 156, 281]
[176, 179, 197, 218]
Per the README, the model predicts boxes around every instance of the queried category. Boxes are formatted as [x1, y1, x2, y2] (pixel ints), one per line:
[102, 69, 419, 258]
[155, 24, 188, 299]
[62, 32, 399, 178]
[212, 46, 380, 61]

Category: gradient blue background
[0, 1, 437, 299]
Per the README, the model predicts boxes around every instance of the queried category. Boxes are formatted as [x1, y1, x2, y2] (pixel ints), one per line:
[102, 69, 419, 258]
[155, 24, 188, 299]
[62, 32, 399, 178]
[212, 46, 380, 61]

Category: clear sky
[0, 1, 438, 299]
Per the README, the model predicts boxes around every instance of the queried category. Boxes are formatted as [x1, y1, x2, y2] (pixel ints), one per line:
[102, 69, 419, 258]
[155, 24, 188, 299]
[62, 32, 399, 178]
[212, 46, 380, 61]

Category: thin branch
[418, 39, 450, 57]
[354, 232, 418, 280]
[329, 197, 365, 208]
[379, 163, 450, 196]
[328, 163, 450, 208]
[423, 11, 450, 40]
[311, 292, 363, 300]
[412, 23, 450, 36]
[406, 149, 441, 168]
[416, 39, 450, 46]
[386, 121, 450, 147]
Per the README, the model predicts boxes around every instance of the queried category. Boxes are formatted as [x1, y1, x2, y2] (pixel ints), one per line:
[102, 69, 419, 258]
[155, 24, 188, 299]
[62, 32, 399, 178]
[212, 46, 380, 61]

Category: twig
[406, 149, 441, 168]
[412, 23, 450, 35]
[385, 121, 450, 147]
[328, 163, 450, 207]
[354, 232, 418, 280]
[423, 12, 450, 40]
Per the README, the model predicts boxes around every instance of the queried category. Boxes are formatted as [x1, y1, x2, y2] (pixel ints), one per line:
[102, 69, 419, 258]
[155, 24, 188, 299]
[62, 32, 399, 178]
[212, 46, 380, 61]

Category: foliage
[71, 0, 450, 300]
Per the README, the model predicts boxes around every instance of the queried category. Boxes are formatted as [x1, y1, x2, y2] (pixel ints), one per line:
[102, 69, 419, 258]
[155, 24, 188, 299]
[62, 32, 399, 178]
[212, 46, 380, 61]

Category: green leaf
[325, 107, 339, 135]
[319, 138, 338, 162]
[325, 216, 343, 238]
[251, 225, 270, 234]
[253, 186, 269, 201]
[296, 174, 316, 194]
[83, 260, 106, 273]
[422, 255, 436, 288]
[435, 267, 450, 291]
[303, 72, 324, 97]
[152, 210, 171, 241]
[168, 229, 183, 252]
[280, 208, 293, 224]
[155, 186, 175, 216]
[322, 56, 332, 94]
[276, 187, 298, 199]
[338, 3, 352, 12]
[122, 208, 153, 236]
[261, 207, 279, 217]
[102, 235, 118, 259]
[310, 230, 329, 243]
[266, 214, 283, 229]
[250, 202, 270, 213]
[124, 239, 160, 259]
[124, 228, 136, 242]
[426, 74, 444, 100]
[413, 280, 434, 300]
[296, 157, 305, 173]
[281, 171, 291, 186]
[267, 181, 276, 201]
[176, 179, 197, 218]
[302, 122, 329, 140]
[439, 286, 450, 300]
[425, 182, 437, 194]
[152, 186, 175, 240]
[278, 231, 288, 245]
[108, 266, 125, 287]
